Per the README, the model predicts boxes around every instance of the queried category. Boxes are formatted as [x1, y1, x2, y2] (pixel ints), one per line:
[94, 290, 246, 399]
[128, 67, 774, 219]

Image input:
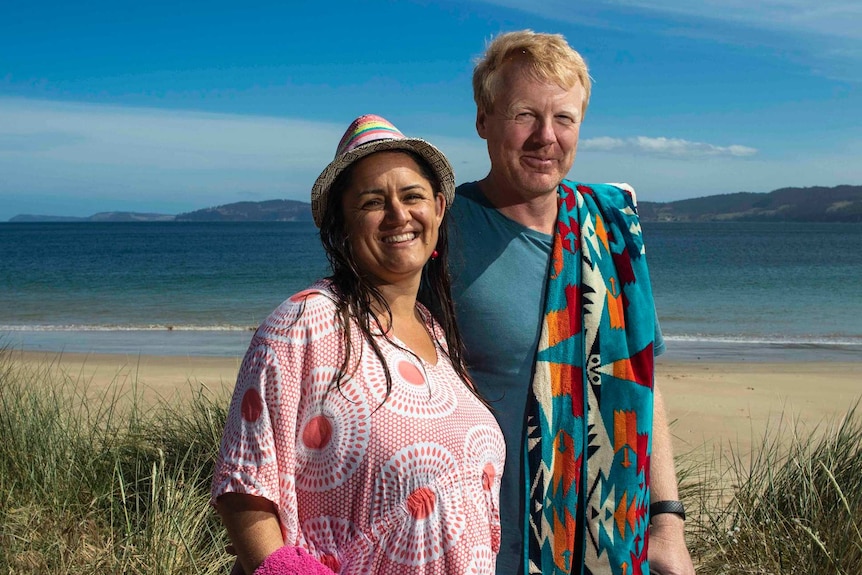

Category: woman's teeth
[383, 232, 416, 243]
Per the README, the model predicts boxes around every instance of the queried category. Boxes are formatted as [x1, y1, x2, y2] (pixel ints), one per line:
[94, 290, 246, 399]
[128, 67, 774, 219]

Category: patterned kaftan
[212, 280, 505, 575]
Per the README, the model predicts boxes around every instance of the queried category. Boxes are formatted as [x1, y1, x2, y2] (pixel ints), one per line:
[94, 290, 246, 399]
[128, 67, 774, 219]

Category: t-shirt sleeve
[654, 311, 666, 357]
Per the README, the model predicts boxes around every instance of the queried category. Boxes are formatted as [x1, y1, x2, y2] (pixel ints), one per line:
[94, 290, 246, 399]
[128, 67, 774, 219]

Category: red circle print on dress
[219, 345, 280, 468]
[364, 349, 457, 418]
[241, 388, 263, 422]
[261, 285, 337, 345]
[300, 517, 372, 575]
[302, 415, 333, 449]
[319, 554, 340, 573]
[464, 424, 505, 524]
[373, 443, 466, 566]
[289, 288, 320, 303]
[296, 367, 371, 492]
[397, 360, 426, 386]
[407, 486, 437, 519]
[482, 462, 496, 492]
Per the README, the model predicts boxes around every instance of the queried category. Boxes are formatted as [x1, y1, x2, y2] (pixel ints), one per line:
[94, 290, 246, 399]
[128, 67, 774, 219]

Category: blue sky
[1, 0, 860, 220]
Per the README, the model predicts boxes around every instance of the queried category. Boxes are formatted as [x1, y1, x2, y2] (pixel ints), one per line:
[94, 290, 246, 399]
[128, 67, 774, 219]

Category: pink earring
[431, 250, 439, 260]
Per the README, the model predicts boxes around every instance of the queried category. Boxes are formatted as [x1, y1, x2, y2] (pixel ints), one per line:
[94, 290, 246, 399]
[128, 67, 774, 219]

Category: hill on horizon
[8, 185, 862, 223]
[175, 199, 312, 222]
[637, 184, 862, 222]
[8, 199, 313, 223]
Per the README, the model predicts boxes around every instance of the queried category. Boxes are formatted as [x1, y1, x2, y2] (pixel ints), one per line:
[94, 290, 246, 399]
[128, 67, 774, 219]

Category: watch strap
[650, 499, 686, 522]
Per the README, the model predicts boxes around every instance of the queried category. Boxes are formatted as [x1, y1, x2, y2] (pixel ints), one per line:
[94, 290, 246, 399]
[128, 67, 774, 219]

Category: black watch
[650, 500, 686, 522]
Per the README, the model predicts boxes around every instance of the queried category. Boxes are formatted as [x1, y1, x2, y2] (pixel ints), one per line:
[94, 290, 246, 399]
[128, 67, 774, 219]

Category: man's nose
[531, 116, 556, 145]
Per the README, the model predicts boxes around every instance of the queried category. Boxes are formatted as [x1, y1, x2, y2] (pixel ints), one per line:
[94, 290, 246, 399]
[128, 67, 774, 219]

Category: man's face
[477, 62, 584, 201]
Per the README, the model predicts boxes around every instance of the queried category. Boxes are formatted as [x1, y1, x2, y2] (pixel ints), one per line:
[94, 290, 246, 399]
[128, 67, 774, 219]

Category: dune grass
[0, 348, 232, 574]
[682, 406, 862, 575]
[1, 346, 861, 574]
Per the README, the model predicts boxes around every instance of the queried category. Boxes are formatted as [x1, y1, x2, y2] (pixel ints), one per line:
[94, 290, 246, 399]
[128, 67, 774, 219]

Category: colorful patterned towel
[526, 180, 657, 575]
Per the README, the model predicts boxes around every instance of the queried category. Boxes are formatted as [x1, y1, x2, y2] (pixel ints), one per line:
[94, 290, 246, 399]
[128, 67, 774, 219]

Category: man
[448, 30, 695, 575]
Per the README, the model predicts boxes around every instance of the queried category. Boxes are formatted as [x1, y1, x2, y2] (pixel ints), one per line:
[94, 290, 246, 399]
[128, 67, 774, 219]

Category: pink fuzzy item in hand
[252, 546, 337, 575]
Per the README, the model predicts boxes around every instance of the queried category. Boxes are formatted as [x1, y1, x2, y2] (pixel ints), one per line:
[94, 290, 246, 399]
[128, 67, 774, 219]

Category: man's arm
[648, 383, 696, 575]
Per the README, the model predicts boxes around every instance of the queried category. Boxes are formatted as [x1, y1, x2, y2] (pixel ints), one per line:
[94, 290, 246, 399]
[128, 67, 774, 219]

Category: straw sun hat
[310, 114, 455, 227]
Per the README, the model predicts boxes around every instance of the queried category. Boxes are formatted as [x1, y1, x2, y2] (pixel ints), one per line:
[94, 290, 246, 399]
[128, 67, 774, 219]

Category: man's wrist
[650, 513, 686, 534]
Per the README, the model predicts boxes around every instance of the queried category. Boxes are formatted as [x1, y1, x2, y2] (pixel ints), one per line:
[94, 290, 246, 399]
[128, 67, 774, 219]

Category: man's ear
[476, 109, 488, 140]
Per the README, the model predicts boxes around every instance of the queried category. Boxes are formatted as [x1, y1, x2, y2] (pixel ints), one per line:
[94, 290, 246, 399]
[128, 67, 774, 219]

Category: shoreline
[7, 348, 861, 461]
[5, 329, 861, 362]
[661, 339, 862, 363]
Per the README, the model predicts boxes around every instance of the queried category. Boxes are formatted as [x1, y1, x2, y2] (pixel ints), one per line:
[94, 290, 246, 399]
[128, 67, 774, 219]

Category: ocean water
[2, 221, 860, 361]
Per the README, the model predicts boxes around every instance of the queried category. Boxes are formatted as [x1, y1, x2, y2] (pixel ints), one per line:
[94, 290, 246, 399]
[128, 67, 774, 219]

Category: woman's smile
[381, 231, 419, 244]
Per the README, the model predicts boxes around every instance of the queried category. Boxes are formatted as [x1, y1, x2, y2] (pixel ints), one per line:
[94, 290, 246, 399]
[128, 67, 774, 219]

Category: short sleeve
[211, 285, 343, 544]
[654, 312, 666, 357]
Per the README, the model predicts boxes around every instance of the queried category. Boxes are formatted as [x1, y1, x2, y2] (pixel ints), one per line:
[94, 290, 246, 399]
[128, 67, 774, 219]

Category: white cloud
[0, 98, 491, 219]
[581, 135, 757, 158]
[0, 98, 344, 217]
[573, 138, 862, 202]
[580, 136, 626, 151]
[0, 97, 856, 218]
[471, 0, 862, 80]
[611, 0, 862, 40]
[474, 0, 862, 40]
[0, 98, 340, 169]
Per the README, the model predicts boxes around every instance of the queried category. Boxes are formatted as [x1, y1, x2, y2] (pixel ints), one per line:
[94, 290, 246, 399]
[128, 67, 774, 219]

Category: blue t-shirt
[448, 181, 664, 575]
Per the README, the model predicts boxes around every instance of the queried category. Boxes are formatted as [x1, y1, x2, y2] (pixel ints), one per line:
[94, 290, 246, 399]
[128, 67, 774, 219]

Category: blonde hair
[472, 30, 591, 116]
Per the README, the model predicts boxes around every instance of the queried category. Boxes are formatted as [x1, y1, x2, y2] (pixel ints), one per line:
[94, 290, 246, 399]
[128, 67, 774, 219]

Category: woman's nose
[384, 199, 409, 223]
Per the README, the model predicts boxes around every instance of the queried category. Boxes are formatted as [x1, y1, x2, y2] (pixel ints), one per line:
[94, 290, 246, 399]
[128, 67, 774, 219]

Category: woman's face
[340, 151, 445, 289]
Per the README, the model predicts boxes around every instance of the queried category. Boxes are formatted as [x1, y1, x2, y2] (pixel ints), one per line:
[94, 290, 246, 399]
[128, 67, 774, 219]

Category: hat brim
[310, 137, 455, 227]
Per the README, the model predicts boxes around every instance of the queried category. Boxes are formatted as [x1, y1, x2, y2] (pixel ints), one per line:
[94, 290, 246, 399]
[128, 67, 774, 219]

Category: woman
[211, 115, 504, 575]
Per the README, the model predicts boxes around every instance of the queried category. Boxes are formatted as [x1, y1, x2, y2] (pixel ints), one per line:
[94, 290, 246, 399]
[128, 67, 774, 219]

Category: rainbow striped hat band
[310, 114, 455, 227]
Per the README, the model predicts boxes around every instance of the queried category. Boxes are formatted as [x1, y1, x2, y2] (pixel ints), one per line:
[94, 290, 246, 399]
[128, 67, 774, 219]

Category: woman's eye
[361, 199, 383, 209]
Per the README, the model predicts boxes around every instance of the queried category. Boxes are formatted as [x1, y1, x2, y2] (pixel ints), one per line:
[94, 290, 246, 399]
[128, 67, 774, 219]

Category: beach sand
[656, 359, 862, 459]
[6, 349, 243, 407]
[8, 349, 862, 461]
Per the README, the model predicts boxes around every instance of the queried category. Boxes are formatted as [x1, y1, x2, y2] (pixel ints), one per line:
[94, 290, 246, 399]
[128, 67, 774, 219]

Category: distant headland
[8, 185, 862, 223]
[637, 184, 862, 223]
[9, 199, 313, 223]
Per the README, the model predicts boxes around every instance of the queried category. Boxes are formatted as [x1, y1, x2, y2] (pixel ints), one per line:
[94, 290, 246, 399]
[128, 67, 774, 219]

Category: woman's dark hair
[318, 149, 477, 404]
